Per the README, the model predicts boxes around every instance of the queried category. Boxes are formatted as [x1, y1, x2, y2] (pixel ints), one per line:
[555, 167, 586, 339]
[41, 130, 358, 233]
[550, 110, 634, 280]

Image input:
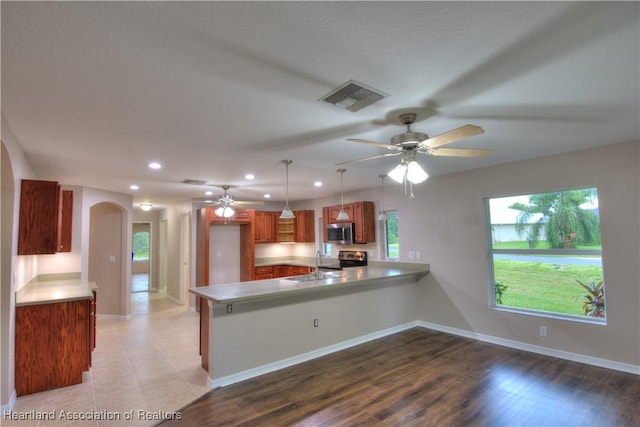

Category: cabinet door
[294, 210, 315, 242]
[57, 190, 73, 252]
[18, 180, 60, 255]
[353, 201, 376, 243]
[326, 204, 354, 224]
[255, 211, 276, 243]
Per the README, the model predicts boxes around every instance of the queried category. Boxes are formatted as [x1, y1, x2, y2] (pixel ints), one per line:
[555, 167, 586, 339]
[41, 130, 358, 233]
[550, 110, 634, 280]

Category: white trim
[417, 321, 639, 375]
[208, 321, 420, 389]
[95, 314, 132, 321]
[1, 389, 16, 413]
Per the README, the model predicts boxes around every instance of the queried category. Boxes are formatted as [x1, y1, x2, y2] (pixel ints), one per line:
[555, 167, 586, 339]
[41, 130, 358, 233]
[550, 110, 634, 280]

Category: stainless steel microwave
[326, 223, 354, 245]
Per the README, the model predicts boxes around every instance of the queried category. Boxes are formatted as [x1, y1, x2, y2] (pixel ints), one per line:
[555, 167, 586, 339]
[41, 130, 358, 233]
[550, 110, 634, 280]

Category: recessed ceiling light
[264, 194, 271, 199]
[314, 181, 323, 187]
[245, 173, 255, 180]
[148, 162, 162, 170]
[205, 191, 213, 196]
[129, 185, 139, 190]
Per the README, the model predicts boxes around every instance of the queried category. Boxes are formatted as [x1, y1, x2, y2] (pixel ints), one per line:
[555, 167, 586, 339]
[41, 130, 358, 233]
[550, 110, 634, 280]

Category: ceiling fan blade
[232, 200, 265, 206]
[336, 152, 401, 166]
[428, 147, 492, 158]
[346, 138, 402, 151]
[421, 124, 484, 149]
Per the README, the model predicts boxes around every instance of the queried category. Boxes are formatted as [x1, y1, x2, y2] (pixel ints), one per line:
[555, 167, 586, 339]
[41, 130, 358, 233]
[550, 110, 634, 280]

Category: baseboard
[208, 321, 421, 389]
[95, 314, 131, 321]
[417, 321, 640, 375]
[1, 389, 16, 413]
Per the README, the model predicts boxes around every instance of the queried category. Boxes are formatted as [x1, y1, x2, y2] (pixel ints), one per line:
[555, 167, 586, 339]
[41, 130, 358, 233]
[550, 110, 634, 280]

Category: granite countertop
[255, 257, 341, 269]
[190, 264, 429, 305]
[16, 273, 97, 306]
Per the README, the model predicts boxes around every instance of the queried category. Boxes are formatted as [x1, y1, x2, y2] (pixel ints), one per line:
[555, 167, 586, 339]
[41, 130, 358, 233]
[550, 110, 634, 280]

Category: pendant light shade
[336, 168, 350, 221]
[280, 160, 295, 219]
[377, 174, 387, 221]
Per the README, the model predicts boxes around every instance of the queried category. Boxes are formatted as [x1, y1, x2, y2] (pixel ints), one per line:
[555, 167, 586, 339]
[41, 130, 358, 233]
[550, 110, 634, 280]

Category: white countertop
[16, 274, 97, 306]
[190, 265, 429, 305]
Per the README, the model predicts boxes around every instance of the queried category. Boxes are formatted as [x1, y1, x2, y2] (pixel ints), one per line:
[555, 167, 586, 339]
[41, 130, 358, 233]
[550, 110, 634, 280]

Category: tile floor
[5, 292, 209, 426]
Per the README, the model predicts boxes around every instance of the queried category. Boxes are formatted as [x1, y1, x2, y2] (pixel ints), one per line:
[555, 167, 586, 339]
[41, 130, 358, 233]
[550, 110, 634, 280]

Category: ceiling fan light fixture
[406, 160, 429, 184]
[280, 160, 296, 219]
[215, 206, 235, 218]
[388, 163, 407, 184]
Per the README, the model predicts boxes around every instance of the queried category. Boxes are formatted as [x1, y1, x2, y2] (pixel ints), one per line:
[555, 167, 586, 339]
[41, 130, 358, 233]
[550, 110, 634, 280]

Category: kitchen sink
[286, 271, 345, 282]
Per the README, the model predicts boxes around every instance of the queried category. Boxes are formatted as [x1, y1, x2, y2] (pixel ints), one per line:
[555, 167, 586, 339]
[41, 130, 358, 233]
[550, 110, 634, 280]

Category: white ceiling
[2, 2, 638, 209]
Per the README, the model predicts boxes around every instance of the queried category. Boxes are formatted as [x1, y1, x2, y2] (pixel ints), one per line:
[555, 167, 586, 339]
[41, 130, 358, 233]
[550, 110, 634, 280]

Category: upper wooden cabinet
[294, 210, 315, 243]
[254, 211, 277, 243]
[18, 179, 73, 255]
[322, 201, 375, 244]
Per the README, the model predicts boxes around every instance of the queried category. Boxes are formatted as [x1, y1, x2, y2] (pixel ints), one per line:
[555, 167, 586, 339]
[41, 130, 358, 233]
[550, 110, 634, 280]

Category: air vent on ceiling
[319, 80, 388, 112]
[181, 179, 208, 186]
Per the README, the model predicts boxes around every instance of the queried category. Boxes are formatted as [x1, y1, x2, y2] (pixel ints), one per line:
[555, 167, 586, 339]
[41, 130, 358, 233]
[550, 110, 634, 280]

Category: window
[486, 188, 605, 322]
[384, 211, 399, 260]
[133, 231, 150, 261]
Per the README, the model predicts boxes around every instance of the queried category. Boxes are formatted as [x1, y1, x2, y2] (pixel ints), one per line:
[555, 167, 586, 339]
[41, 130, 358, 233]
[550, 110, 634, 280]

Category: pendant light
[336, 168, 350, 221]
[377, 174, 387, 221]
[280, 160, 295, 219]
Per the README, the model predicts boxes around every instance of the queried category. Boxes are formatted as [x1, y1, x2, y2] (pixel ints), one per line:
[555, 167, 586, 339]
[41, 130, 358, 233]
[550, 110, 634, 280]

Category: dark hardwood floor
[158, 328, 639, 426]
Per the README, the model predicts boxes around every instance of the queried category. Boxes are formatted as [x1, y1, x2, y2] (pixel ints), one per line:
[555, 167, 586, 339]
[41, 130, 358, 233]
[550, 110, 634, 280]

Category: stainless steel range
[339, 250, 367, 268]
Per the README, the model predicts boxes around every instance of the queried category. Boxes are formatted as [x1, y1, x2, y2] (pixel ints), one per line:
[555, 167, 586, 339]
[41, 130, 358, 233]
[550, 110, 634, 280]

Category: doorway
[132, 222, 151, 293]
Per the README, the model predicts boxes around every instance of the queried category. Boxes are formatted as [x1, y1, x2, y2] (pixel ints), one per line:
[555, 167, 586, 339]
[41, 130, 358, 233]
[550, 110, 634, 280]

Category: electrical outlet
[313, 319, 319, 328]
[539, 326, 547, 337]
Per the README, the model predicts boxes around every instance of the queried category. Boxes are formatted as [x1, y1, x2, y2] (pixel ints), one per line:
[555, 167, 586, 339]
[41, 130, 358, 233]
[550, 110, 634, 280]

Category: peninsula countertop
[16, 273, 97, 307]
[191, 264, 429, 305]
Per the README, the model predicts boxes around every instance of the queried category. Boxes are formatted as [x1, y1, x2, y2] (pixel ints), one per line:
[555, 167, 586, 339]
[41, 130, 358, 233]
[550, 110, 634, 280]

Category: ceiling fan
[338, 113, 490, 186]
[194, 185, 264, 218]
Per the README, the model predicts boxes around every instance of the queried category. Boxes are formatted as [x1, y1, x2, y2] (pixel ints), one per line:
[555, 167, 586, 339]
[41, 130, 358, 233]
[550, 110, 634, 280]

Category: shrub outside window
[486, 188, 605, 323]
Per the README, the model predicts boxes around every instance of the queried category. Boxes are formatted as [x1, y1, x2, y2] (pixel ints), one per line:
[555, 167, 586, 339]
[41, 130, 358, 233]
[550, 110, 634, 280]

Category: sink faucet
[314, 250, 323, 278]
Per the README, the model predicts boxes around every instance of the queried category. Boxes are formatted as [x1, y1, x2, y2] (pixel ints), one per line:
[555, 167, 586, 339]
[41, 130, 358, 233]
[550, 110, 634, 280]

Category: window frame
[485, 188, 605, 324]
[382, 210, 399, 261]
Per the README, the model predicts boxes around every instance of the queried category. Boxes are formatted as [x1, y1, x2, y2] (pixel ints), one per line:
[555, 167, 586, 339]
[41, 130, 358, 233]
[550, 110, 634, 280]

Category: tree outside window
[133, 231, 150, 261]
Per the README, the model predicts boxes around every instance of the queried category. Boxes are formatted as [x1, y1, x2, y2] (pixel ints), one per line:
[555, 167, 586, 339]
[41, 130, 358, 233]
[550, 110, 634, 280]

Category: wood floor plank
[158, 328, 640, 427]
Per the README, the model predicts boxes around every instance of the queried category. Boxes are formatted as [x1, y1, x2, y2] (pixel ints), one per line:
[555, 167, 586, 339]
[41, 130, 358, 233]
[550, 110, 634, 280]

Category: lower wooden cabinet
[15, 297, 95, 396]
[254, 265, 314, 280]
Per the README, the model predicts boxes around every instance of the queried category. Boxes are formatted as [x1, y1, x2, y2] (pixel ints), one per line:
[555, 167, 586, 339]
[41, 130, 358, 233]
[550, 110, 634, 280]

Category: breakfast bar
[190, 263, 430, 388]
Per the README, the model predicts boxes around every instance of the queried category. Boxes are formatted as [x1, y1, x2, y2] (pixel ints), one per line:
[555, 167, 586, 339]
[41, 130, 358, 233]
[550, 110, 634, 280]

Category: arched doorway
[89, 202, 127, 317]
[1, 142, 16, 409]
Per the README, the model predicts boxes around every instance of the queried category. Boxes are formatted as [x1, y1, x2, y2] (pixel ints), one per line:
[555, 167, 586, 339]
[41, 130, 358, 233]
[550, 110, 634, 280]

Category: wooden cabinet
[324, 204, 354, 224]
[15, 298, 93, 396]
[18, 179, 73, 255]
[58, 189, 73, 252]
[254, 211, 277, 243]
[254, 265, 275, 280]
[277, 217, 295, 243]
[255, 264, 314, 280]
[294, 210, 315, 243]
[322, 201, 375, 243]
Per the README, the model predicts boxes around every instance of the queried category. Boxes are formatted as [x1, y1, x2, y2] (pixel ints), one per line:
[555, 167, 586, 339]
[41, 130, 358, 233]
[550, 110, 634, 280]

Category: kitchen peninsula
[191, 262, 429, 388]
